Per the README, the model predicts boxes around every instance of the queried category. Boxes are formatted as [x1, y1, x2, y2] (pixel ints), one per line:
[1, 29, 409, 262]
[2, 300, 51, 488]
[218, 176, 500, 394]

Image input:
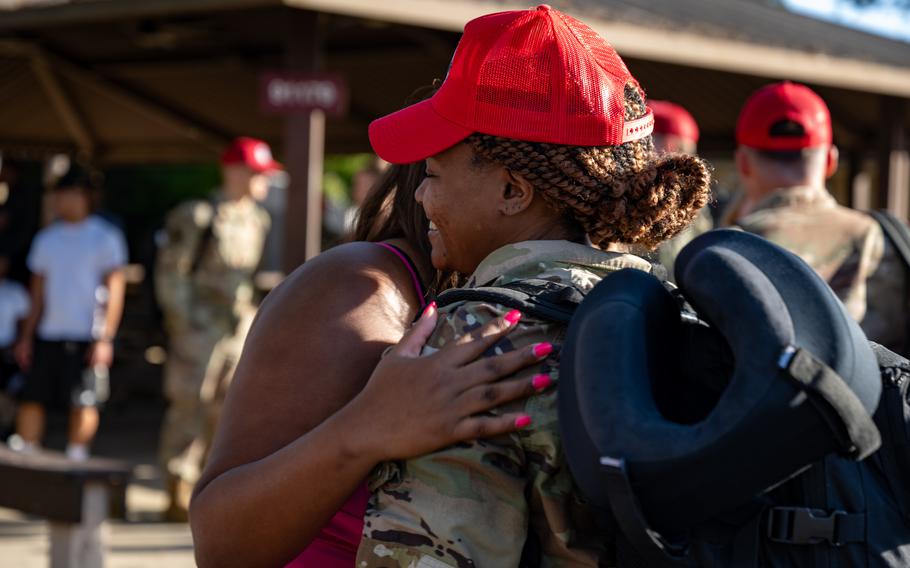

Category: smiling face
[415, 143, 511, 274]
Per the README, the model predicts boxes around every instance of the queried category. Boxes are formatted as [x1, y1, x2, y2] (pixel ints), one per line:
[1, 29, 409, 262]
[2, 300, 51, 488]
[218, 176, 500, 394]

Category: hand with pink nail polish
[342, 306, 546, 462]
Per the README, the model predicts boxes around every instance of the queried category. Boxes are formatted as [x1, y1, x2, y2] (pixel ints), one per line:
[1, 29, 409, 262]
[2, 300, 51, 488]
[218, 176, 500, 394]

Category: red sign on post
[260, 72, 349, 116]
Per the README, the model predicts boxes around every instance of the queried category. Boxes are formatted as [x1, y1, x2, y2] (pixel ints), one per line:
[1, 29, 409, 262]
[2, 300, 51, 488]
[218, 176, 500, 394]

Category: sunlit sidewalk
[0, 466, 195, 567]
[0, 401, 196, 567]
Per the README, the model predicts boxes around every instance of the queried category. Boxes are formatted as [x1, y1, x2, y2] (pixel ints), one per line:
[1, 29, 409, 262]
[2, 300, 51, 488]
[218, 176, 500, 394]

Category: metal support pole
[48, 483, 109, 568]
[848, 152, 871, 211]
[879, 96, 910, 221]
[283, 9, 325, 273]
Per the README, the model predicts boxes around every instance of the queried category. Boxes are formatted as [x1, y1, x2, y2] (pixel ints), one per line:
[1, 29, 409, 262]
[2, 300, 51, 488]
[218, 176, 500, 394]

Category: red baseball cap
[221, 137, 283, 173]
[649, 100, 699, 144]
[369, 5, 654, 164]
[736, 81, 832, 151]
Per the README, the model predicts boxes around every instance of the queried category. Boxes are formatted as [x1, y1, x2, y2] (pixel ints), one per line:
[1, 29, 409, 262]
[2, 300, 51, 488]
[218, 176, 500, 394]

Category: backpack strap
[869, 210, 910, 270]
[779, 346, 882, 460]
[436, 278, 696, 327]
[601, 457, 696, 567]
[435, 279, 585, 323]
[190, 199, 217, 275]
[190, 223, 215, 274]
[868, 210, 910, 354]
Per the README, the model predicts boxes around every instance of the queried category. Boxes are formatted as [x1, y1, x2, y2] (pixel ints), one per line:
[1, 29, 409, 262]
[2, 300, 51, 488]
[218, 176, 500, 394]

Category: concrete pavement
[0, 402, 196, 567]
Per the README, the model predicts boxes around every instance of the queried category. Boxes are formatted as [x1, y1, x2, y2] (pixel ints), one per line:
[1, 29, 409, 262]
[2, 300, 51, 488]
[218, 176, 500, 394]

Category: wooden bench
[0, 445, 131, 568]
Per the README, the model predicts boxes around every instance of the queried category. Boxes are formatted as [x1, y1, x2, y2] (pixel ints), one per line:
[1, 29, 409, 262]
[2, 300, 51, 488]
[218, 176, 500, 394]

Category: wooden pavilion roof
[0, 0, 907, 162]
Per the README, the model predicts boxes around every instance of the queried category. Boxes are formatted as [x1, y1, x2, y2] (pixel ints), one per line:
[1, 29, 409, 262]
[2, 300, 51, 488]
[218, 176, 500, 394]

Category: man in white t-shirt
[12, 166, 127, 460]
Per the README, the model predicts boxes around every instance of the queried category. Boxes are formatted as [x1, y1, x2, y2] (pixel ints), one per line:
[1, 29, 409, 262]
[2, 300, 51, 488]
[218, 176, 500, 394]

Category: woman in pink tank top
[286, 239, 427, 568]
[191, 159, 545, 568]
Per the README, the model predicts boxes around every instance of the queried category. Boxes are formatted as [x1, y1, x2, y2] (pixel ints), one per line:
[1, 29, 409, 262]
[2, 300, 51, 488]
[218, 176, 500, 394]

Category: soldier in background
[735, 81, 909, 353]
[651, 100, 699, 156]
[155, 137, 274, 521]
[647, 100, 713, 278]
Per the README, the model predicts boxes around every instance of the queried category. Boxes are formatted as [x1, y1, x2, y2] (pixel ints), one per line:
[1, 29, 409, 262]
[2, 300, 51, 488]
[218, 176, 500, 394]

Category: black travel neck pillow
[559, 229, 882, 539]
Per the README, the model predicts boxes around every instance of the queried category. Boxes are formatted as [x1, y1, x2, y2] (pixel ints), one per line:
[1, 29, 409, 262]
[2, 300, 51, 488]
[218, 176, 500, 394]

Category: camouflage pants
[157, 309, 254, 486]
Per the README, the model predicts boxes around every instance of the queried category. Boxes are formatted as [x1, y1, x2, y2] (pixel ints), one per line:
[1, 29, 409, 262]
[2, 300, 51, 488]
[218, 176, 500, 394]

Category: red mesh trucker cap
[221, 137, 283, 173]
[650, 100, 699, 144]
[736, 81, 832, 152]
[368, 4, 654, 164]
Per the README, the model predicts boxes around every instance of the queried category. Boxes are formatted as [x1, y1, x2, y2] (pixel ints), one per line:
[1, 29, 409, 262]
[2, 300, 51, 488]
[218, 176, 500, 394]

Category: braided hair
[466, 83, 711, 249]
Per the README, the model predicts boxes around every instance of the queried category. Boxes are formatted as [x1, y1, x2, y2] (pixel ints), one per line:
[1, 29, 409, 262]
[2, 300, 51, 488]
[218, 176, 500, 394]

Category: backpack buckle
[766, 507, 845, 545]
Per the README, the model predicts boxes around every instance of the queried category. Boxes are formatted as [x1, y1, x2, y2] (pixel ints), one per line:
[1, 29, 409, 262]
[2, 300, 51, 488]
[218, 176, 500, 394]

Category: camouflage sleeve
[154, 201, 212, 335]
[862, 223, 910, 353]
[357, 300, 605, 567]
[356, 301, 553, 568]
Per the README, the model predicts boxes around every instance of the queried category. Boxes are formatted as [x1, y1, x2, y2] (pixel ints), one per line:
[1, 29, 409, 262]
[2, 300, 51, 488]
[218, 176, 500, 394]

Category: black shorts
[19, 339, 102, 410]
[0, 348, 19, 391]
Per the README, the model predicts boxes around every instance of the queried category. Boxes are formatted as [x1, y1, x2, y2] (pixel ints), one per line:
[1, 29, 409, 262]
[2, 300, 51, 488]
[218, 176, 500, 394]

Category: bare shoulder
[198, 242, 420, 487]
[258, 241, 419, 328]
[244, 240, 421, 385]
[282, 241, 411, 288]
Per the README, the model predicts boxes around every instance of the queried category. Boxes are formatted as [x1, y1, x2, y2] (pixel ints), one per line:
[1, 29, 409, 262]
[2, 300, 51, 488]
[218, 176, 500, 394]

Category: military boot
[163, 475, 192, 523]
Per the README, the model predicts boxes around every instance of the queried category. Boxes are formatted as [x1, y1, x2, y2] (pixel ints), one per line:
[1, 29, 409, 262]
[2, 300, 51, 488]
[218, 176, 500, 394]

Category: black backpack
[659, 341, 910, 568]
[436, 279, 910, 567]
[869, 209, 910, 356]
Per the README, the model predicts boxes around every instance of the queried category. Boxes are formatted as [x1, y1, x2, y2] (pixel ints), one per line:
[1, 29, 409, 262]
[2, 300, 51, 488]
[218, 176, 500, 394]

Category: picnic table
[0, 445, 131, 568]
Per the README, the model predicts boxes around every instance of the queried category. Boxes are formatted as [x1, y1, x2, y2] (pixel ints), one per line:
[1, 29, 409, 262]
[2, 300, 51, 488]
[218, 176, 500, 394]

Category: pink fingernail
[515, 415, 532, 429]
[504, 310, 522, 326]
[532, 342, 553, 359]
[532, 374, 552, 391]
[423, 301, 437, 317]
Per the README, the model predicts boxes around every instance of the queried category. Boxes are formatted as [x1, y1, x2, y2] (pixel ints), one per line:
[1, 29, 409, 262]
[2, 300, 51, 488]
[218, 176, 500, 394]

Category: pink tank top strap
[374, 242, 428, 309]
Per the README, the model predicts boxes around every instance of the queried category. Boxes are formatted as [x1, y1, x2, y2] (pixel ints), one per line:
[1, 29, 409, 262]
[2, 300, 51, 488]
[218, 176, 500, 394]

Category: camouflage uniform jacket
[154, 194, 270, 335]
[357, 240, 657, 568]
[738, 185, 909, 353]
